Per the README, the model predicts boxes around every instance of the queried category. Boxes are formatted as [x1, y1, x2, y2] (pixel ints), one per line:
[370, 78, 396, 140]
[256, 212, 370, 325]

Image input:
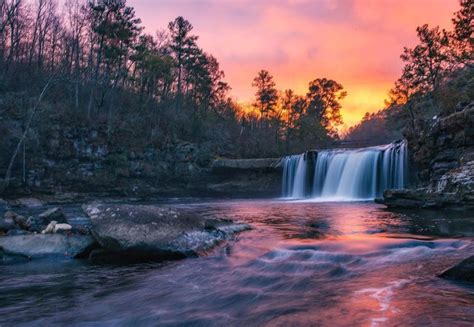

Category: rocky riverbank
[380, 102, 474, 209]
[0, 202, 250, 264]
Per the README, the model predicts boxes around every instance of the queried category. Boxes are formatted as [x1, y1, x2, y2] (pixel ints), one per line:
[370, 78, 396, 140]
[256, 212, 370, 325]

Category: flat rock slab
[440, 255, 474, 283]
[83, 204, 251, 261]
[0, 234, 95, 260]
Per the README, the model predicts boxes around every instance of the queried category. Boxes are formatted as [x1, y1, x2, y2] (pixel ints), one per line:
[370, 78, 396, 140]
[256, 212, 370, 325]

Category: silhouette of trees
[400, 25, 450, 95]
[249, 71, 346, 153]
[450, 0, 473, 67]
[305, 78, 346, 137]
[348, 0, 473, 143]
[252, 69, 279, 123]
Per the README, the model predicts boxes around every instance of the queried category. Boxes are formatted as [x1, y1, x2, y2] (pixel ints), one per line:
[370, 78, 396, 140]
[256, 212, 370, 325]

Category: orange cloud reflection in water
[130, 0, 459, 128]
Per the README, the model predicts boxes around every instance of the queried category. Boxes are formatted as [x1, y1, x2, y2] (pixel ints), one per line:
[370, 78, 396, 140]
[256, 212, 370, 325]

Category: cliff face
[383, 102, 474, 209]
[407, 102, 474, 184]
[0, 121, 282, 200]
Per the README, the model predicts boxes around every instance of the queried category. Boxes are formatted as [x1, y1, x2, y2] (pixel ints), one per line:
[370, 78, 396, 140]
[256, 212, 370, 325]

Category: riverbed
[1, 200, 473, 326]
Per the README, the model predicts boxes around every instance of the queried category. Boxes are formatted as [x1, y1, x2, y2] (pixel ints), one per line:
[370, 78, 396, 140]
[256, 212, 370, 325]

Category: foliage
[0, 0, 344, 175]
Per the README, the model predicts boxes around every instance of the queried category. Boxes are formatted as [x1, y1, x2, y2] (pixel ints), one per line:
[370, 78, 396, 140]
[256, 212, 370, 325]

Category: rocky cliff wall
[0, 121, 283, 200]
[407, 102, 474, 184]
[382, 102, 474, 209]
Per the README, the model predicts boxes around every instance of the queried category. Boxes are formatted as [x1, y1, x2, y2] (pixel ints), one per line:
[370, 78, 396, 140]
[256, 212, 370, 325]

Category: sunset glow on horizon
[130, 0, 459, 128]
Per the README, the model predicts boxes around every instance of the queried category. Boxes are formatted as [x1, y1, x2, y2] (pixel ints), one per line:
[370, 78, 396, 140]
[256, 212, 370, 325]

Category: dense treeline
[345, 0, 473, 144]
[0, 0, 345, 189]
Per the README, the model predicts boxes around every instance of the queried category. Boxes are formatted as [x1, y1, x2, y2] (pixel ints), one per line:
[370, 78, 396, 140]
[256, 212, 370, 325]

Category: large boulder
[379, 188, 428, 208]
[83, 204, 250, 262]
[439, 256, 474, 283]
[0, 234, 95, 260]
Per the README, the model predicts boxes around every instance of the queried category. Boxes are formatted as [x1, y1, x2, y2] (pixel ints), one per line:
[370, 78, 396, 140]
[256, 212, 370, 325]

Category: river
[1, 200, 473, 326]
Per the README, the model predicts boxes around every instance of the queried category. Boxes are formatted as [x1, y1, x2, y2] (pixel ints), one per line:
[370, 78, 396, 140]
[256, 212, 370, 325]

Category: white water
[281, 141, 408, 200]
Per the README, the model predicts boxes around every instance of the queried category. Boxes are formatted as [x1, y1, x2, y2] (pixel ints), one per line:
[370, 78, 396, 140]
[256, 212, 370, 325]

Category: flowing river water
[1, 199, 473, 326]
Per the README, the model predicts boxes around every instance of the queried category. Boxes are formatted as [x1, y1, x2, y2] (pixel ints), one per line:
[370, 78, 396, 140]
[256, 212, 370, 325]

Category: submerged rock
[0, 234, 95, 260]
[440, 256, 474, 283]
[83, 204, 250, 262]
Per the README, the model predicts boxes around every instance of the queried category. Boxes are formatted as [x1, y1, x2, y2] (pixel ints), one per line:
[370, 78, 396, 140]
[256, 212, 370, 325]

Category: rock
[0, 219, 15, 232]
[439, 256, 474, 283]
[25, 208, 68, 232]
[83, 204, 250, 262]
[41, 221, 57, 234]
[38, 207, 67, 224]
[381, 160, 474, 209]
[26, 216, 44, 232]
[0, 212, 16, 232]
[4, 211, 17, 221]
[0, 234, 95, 260]
[54, 223, 72, 234]
[13, 214, 29, 230]
[380, 188, 428, 208]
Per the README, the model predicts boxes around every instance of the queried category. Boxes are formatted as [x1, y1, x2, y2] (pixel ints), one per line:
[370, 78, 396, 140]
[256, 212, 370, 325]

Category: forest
[0, 0, 472, 194]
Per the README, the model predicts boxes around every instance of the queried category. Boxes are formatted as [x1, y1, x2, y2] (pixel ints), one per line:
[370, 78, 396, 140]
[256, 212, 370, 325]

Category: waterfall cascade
[281, 141, 407, 200]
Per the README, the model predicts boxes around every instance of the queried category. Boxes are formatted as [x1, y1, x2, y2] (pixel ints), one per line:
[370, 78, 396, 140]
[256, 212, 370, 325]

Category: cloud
[129, 0, 460, 127]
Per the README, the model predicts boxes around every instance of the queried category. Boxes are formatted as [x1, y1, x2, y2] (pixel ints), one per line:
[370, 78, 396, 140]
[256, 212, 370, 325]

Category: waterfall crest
[281, 141, 407, 200]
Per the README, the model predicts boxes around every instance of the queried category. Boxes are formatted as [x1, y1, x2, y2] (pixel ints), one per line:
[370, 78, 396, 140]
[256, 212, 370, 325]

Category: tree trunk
[1, 80, 51, 194]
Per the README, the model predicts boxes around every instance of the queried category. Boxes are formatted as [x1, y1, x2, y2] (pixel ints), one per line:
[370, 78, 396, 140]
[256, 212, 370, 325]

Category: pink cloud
[129, 0, 460, 126]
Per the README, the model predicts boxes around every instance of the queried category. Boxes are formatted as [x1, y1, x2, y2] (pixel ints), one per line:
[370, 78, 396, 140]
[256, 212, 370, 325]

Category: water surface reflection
[0, 201, 473, 326]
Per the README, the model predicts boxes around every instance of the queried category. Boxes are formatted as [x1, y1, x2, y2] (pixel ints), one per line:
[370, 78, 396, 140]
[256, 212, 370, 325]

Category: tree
[131, 34, 174, 105]
[450, 0, 473, 67]
[252, 69, 279, 123]
[168, 16, 198, 109]
[305, 78, 346, 135]
[400, 24, 450, 94]
[281, 89, 301, 153]
[86, 0, 142, 118]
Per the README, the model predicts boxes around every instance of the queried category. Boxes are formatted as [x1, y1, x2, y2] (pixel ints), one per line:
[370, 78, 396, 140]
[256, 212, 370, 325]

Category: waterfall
[281, 154, 307, 197]
[281, 141, 407, 200]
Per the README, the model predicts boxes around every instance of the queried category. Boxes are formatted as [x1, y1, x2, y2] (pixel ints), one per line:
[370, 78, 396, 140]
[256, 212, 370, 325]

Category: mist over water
[1, 200, 473, 326]
[282, 141, 407, 200]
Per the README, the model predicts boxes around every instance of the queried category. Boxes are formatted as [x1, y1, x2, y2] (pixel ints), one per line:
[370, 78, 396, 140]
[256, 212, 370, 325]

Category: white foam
[356, 279, 411, 326]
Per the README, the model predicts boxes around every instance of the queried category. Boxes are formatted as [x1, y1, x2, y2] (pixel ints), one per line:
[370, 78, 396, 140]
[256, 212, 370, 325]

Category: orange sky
[130, 0, 459, 129]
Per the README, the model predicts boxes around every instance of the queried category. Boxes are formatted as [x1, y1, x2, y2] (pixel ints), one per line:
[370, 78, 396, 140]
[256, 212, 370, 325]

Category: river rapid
[1, 200, 474, 326]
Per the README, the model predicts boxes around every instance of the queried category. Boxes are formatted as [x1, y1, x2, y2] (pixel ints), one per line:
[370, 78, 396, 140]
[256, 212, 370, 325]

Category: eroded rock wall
[407, 102, 474, 185]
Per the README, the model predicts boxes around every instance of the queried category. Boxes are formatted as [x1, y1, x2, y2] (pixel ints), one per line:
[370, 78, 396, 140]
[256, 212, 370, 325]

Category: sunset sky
[130, 0, 459, 128]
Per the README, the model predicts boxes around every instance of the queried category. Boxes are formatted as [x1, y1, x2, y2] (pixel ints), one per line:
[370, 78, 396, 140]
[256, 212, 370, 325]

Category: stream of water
[1, 200, 473, 326]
